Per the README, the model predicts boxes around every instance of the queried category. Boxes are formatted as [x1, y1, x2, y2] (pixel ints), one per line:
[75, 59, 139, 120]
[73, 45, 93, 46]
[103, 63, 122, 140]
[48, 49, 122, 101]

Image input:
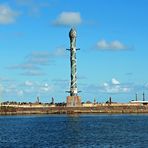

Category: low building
[130, 101, 148, 105]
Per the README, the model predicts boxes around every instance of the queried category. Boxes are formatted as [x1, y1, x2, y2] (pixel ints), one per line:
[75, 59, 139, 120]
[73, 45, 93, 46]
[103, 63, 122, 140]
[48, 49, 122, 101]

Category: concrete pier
[1, 104, 148, 115]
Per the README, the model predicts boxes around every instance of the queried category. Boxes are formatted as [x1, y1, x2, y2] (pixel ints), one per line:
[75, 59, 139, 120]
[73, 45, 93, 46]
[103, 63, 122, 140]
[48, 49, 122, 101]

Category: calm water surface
[0, 114, 148, 148]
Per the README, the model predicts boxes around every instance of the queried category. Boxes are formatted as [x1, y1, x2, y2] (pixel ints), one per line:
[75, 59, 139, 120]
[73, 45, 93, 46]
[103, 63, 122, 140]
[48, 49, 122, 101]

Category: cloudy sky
[0, 0, 148, 103]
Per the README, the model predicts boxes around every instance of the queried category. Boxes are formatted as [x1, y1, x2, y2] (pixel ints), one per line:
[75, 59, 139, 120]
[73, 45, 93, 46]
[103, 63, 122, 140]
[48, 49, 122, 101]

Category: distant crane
[136, 93, 138, 101]
[143, 92, 145, 101]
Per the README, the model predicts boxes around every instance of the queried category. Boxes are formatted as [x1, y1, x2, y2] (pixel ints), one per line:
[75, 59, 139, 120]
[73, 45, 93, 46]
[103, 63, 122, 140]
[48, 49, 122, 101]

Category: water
[0, 114, 148, 148]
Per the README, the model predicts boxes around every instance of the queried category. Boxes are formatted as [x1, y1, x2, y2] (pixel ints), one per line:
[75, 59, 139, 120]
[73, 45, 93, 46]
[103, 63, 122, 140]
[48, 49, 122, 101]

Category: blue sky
[0, 0, 148, 103]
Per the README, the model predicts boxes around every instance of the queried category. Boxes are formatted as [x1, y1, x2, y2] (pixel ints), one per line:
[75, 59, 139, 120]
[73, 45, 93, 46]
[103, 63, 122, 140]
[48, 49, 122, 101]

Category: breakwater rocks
[1, 105, 148, 115]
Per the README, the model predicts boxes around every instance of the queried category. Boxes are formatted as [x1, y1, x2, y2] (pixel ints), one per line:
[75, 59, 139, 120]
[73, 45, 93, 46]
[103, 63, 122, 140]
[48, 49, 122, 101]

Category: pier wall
[1, 105, 148, 115]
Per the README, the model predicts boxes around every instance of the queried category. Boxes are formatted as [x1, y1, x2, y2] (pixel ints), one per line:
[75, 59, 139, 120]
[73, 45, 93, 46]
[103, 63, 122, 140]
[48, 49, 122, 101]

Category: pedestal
[66, 96, 81, 107]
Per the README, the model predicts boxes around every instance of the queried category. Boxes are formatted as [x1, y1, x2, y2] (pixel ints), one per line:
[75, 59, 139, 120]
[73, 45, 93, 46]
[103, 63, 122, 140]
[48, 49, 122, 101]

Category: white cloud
[52, 48, 66, 57]
[24, 80, 33, 86]
[112, 78, 120, 85]
[21, 70, 45, 76]
[8, 63, 40, 70]
[27, 49, 66, 65]
[101, 78, 131, 94]
[103, 82, 108, 87]
[24, 82, 54, 93]
[4, 84, 17, 93]
[111, 40, 125, 49]
[23, 81, 54, 94]
[7, 48, 66, 76]
[97, 40, 108, 49]
[104, 84, 130, 94]
[1, 80, 54, 99]
[0, 5, 19, 24]
[27, 51, 52, 65]
[16, 0, 51, 17]
[40, 84, 53, 92]
[145, 83, 148, 88]
[96, 39, 127, 51]
[44, 83, 48, 87]
[3, 83, 24, 97]
[53, 12, 82, 26]
[16, 90, 24, 96]
[0, 76, 13, 82]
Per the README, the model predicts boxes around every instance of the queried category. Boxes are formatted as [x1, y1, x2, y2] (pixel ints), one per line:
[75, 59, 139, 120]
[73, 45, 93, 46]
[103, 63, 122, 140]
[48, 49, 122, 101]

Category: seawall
[1, 105, 148, 115]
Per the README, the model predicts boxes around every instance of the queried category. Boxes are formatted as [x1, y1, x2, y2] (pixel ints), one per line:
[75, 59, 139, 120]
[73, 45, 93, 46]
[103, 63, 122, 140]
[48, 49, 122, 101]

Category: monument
[66, 28, 81, 107]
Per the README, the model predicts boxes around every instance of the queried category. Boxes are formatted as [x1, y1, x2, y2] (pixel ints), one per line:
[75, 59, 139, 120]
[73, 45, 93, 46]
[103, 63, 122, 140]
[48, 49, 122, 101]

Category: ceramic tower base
[66, 96, 81, 107]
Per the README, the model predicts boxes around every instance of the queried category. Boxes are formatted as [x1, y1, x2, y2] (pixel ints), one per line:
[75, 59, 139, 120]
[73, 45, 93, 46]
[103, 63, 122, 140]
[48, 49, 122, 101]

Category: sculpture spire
[69, 28, 78, 96]
[66, 28, 81, 107]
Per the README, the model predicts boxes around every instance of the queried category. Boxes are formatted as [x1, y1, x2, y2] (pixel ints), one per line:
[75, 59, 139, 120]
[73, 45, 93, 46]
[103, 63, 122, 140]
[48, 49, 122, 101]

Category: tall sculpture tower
[66, 28, 81, 107]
